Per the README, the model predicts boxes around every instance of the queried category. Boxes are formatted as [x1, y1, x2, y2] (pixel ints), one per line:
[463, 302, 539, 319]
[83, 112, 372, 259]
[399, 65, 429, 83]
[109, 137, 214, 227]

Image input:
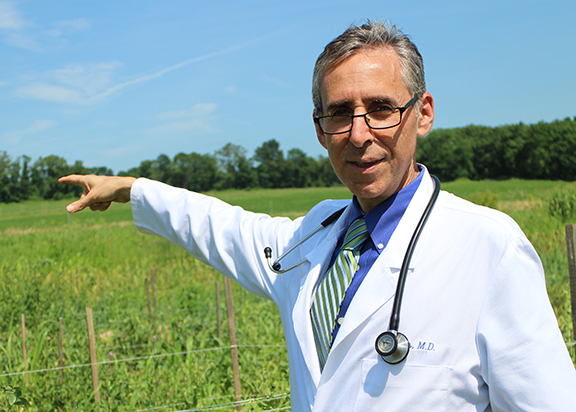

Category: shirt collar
[348, 169, 424, 253]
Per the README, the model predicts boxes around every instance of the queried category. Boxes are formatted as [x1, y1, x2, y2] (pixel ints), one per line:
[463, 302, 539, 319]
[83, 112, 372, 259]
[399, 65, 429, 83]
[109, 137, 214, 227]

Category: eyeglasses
[314, 95, 419, 135]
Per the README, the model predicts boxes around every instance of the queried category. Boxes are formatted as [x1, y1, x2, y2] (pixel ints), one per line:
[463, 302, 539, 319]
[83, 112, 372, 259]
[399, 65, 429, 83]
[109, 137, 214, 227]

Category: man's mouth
[351, 158, 384, 168]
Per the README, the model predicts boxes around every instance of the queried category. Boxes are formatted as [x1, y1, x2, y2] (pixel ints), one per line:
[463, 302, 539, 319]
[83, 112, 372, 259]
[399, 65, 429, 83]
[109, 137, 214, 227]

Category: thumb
[66, 198, 87, 213]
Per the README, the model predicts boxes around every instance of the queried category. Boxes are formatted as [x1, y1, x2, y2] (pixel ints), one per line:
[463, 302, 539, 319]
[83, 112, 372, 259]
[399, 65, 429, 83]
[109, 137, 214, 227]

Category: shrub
[548, 190, 576, 221]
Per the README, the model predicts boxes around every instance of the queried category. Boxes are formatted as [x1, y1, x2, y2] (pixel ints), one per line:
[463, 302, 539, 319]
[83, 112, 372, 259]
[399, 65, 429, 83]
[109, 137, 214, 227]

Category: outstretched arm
[58, 174, 137, 213]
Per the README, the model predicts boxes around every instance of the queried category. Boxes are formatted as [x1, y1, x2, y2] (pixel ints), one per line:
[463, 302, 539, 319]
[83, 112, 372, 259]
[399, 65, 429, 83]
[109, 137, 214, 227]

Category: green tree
[31, 155, 77, 199]
[417, 128, 474, 181]
[169, 152, 218, 192]
[253, 139, 286, 188]
[214, 143, 256, 189]
[285, 148, 317, 188]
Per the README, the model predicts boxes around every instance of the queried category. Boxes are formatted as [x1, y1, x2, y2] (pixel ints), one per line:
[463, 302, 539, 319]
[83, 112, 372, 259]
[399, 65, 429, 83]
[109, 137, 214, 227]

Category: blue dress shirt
[329, 170, 423, 343]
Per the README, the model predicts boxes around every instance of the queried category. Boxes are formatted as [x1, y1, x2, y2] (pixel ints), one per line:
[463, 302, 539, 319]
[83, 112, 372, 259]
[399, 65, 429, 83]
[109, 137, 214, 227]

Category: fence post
[151, 268, 157, 322]
[216, 281, 222, 339]
[85, 306, 101, 402]
[564, 224, 576, 343]
[224, 278, 242, 411]
[21, 314, 28, 386]
[59, 317, 64, 384]
[146, 276, 152, 326]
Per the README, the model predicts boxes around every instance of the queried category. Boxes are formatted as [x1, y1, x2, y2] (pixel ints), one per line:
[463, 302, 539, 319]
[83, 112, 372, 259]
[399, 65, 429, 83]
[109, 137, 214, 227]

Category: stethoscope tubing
[388, 174, 440, 332]
[264, 208, 345, 273]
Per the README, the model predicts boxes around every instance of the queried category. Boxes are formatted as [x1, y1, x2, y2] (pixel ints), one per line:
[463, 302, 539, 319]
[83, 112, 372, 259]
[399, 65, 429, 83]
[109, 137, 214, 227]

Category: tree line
[0, 139, 341, 203]
[417, 116, 576, 182]
[2, 116, 575, 203]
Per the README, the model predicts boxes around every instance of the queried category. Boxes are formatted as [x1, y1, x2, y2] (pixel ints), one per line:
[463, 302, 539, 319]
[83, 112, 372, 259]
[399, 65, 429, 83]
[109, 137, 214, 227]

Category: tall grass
[0, 180, 575, 410]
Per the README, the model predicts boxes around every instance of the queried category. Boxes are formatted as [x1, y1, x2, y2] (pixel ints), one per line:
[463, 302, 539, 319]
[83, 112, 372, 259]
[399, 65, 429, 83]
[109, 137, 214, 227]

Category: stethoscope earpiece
[375, 331, 410, 364]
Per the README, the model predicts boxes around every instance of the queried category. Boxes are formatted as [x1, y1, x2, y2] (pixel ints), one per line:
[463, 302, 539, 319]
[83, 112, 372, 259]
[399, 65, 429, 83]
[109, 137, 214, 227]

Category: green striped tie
[310, 217, 368, 370]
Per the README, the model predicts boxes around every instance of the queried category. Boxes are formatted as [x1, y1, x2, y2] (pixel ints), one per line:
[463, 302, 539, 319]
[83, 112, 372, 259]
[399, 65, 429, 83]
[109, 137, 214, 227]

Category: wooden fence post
[564, 224, 576, 343]
[216, 281, 222, 339]
[224, 278, 242, 411]
[151, 268, 157, 322]
[59, 317, 64, 384]
[146, 276, 152, 326]
[21, 314, 28, 386]
[85, 306, 101, 402]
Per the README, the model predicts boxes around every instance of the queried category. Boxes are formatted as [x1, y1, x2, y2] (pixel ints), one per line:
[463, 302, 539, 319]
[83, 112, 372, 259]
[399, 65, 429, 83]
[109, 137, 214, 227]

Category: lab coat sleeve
[476, 234, 576, 410]
[130, 178, 302, 302]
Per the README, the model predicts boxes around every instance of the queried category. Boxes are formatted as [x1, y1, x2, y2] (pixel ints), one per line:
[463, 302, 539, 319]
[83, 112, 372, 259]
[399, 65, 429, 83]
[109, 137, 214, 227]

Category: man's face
[314, 47, 434, 213]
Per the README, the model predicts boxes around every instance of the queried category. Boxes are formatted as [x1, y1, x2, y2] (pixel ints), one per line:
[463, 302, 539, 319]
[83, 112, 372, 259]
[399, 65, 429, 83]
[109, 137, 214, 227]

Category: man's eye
[329, 108, 351, 117]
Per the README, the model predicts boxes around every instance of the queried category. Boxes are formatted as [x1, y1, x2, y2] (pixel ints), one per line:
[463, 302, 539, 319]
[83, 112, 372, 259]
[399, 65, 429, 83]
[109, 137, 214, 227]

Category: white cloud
[151, 103, 219, 135]
[1, 3, 90, 50]
[157, 103, 218, 120]
[0, 1, 26, 30]
[54, 18, 91, 31]
[151, 119, 217, 134]
[16, 83, 84, 104]
[46, 18, 91, 38]
[50, 62, 122, 94]
[16, 62, 122, 104]
[3, 30, 39, 50]
[15, 33, 266, 104]
[2, 119, 57, 145]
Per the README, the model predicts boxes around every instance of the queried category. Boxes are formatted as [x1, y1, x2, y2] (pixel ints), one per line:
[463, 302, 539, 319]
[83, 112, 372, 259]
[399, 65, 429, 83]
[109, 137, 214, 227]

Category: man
[60, 21, 576, 411]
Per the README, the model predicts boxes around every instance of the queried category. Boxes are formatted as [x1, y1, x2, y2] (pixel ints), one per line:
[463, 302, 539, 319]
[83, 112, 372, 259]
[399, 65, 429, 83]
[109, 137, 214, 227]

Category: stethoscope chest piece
[375, 331, 410, 364]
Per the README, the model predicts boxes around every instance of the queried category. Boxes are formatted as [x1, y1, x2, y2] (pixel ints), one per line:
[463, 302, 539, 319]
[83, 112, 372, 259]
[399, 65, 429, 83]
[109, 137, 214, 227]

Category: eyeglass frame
[313, 95, 420, 135]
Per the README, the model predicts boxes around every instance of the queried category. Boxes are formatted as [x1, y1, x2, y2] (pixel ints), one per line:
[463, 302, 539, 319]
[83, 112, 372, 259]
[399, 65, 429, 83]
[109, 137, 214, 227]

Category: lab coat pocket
[353, 358, 450, 411]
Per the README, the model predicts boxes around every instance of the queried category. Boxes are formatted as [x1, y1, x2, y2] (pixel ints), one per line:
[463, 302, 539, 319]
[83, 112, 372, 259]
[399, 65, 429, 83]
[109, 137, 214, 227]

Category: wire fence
[0, 344, 286, 378]
[0, 274, 291, 411]
[131, 393, 290, 412]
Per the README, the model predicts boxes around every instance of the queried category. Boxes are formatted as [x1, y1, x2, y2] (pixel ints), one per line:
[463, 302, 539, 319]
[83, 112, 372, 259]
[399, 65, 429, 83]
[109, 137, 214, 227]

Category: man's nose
[349, 113, 374, 148]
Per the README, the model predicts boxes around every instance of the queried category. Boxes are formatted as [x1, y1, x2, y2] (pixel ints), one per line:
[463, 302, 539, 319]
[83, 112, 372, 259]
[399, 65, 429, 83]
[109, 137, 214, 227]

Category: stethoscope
[264, 175, 441, 365]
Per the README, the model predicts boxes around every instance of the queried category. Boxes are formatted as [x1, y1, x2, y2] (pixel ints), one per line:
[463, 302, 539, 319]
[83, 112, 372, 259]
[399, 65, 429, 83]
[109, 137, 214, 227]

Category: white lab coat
[131, 167, 576, 411]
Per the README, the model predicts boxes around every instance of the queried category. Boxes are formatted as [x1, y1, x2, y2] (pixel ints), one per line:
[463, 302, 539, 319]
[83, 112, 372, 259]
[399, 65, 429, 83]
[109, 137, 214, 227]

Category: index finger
[58, 174, 88, 189]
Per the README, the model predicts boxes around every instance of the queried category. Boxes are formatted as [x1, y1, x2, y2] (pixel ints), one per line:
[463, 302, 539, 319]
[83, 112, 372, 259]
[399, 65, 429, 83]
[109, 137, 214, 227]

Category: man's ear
[416, 92, 435, 137]
[313, 109, 328, 150]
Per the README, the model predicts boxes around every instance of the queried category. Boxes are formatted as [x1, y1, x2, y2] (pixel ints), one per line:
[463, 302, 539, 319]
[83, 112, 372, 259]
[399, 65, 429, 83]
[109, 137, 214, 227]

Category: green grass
[1, 179, 575, 410]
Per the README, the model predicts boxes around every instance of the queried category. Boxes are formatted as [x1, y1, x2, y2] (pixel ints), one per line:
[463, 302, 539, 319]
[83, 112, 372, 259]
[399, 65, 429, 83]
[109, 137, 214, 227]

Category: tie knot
[342, 217, 368, 250]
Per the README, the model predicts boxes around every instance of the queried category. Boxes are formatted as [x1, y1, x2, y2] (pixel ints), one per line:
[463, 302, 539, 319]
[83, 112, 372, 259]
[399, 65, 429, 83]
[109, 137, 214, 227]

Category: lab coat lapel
[292, 205, 352, 385]
[328, 169, 436, 355]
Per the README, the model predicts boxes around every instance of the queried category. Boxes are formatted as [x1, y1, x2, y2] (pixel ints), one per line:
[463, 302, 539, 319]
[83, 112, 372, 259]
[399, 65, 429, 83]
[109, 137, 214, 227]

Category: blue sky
[1, 0, 575, 174]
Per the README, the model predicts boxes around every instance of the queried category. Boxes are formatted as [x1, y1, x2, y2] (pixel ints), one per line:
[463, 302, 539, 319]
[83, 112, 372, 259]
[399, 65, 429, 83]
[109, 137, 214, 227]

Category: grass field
[1, 179, 575, 411]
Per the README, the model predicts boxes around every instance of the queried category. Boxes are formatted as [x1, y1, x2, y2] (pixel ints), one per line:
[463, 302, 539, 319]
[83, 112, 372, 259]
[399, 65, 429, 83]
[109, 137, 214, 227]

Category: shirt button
[378, 243, 384, 250]
[337, 317, 344, 325]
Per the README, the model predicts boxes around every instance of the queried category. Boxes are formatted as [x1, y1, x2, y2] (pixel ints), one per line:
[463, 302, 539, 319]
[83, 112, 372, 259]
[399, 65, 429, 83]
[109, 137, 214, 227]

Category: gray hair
[312, 21, 426, 113]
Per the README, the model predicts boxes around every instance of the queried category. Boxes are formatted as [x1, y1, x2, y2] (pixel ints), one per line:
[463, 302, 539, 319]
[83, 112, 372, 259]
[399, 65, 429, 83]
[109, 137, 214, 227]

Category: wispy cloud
[14, 30, 276, 105]
[2, 119, 57, 145]
[152, 103, 218, 134]
[156, 103, 218, 120]
[0, 1, 40, 50]
[88, 36, 266, 103]
[0, 1, 26, 30]
[0, 2, 90, 50]
[16, 62, 122, 104]
[45, 18, 91, 38]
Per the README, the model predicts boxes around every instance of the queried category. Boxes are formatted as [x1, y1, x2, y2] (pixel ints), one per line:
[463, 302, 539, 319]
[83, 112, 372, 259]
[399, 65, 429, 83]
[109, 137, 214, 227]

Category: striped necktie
[310, 217, 369, 369]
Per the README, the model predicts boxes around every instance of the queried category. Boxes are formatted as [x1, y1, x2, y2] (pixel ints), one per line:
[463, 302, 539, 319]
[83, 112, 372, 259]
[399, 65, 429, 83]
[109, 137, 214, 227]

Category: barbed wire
[0, 344, 286, 378]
